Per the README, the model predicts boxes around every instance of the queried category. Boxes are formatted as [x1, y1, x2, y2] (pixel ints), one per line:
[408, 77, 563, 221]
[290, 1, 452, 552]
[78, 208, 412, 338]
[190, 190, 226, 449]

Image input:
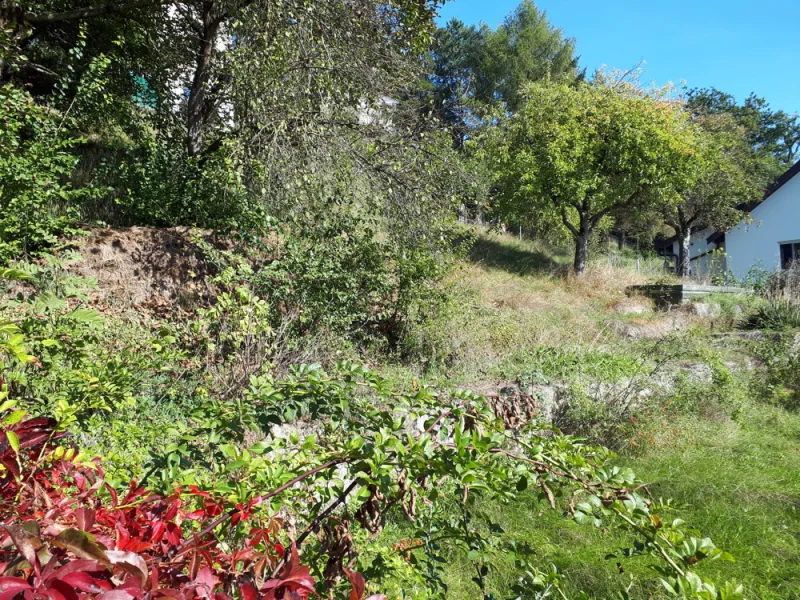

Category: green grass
[435, 405, 800, 599]
[391, 230, 800, 599]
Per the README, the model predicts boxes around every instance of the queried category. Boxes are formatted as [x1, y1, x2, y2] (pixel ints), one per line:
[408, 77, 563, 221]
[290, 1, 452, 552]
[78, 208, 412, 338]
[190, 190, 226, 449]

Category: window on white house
[780, 242, 800, 269]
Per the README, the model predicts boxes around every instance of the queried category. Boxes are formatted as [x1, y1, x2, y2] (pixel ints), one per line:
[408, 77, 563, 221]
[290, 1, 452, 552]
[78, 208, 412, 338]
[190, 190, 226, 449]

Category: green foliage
[664, 112, 769, 276]
[431, 0, 580, 140]
[499, 345, 643, 385]
[252, 214, 452, 350]
[741, 300, 800, 331]
[686, 87, 799, 167]
[0, 85, 90, 262]
[0, 254, 746, 599]
[109, 137, 267, 231]
[1, 254, 187, 434]
[750, 333, 800, 410]
[484, 80, 698, 274]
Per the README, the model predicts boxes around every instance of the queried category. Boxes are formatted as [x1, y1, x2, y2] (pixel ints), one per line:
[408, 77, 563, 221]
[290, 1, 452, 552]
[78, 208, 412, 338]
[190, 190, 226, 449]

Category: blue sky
[436, 0, 799, 115]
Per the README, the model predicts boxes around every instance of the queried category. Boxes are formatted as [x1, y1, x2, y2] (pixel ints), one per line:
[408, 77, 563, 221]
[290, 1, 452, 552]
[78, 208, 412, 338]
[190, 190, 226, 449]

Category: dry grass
[406, 230, 688, 385]
[765, 261, 800, 303]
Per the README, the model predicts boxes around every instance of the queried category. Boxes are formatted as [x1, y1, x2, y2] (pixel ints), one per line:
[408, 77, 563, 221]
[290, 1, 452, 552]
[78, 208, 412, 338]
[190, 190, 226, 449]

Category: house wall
[726, 171, 800, 279]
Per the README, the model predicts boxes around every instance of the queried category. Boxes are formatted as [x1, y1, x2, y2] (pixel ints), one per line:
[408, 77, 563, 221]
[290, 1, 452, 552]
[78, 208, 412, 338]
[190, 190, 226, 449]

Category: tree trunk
[560, 203, 592, 276]
[677, 226, 692, 278]
[187, 2, 221, 157]
[574, 228, 590, 276]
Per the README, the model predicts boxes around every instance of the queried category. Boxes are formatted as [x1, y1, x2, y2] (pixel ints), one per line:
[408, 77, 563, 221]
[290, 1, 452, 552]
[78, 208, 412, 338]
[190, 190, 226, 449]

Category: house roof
[764, 159, 800, 202]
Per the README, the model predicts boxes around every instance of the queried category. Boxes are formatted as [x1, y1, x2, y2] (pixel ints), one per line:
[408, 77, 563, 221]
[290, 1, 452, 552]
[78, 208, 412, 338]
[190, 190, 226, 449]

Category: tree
[487, 81, 697, 275]
[664, 113, 767, 277]
[429, 0, 579, 144]
[481, 0, 581, 111]
[0, 0, 463, 244]
[687, 88, 800, 167]
[429, 18, 487, 146]
[2, 0, 440, 158]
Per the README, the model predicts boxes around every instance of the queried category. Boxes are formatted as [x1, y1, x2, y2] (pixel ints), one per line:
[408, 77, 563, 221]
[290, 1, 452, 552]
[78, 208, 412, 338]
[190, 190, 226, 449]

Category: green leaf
[53, 529, 110, 564]
[64, 309, 104, 328]
[6, 431, 20, 453]
[3, 410, 26, 426]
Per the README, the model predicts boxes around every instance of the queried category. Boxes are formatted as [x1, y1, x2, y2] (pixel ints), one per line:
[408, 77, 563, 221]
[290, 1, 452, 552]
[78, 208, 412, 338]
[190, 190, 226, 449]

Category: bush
[253, 214, 450, 351]
[0, 407, 380, 600]
[0, 86, 92, 262]
[750, 333, 800, 410]
[740, 299, 800, 330]
[98, 136, 268, 233]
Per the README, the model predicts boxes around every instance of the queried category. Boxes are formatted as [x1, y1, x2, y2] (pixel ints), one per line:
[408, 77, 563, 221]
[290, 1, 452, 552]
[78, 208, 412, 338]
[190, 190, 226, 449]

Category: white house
[725, 161, 800, 280]
[660, 161, 800, 281]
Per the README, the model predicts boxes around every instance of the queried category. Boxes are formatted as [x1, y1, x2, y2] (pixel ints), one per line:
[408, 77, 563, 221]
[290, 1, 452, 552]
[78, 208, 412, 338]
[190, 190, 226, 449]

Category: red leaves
[343, 570, 385, 600]
[260, 546, 315, 600]
[0, 411, 387, 600]
[343, 569, 364, 600]
[0, 577, 33, 600]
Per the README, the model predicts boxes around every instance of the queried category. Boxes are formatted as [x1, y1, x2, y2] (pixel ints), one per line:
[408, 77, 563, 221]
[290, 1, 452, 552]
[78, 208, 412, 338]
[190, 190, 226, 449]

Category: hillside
[402, 231, 800, 599]
[2, 1, 798, 598]
[4, 227, 798, 599]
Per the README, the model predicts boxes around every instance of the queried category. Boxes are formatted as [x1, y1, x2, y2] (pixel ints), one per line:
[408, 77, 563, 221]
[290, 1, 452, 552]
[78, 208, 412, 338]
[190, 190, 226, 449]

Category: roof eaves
[764, 160, 800, 202]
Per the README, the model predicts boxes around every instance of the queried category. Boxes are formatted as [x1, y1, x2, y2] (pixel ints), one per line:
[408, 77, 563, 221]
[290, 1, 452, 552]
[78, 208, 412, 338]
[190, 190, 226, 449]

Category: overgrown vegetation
[1, 0, 799, 598]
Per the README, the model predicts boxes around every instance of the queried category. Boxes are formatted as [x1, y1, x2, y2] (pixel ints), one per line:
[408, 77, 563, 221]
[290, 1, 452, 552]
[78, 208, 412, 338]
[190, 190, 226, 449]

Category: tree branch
[15, 0, 175, 24]
[589, 187, 648, 228]
[556, 201, 579, 237]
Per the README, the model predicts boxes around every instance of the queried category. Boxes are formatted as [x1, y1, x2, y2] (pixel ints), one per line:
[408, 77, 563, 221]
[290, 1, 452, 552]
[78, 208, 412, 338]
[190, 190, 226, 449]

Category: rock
[606, 314, 688, 340]
[688, 302, 721, 318]
[681, 362, 713, 384]
[527, 384, 569, 423]
[711, 331, 766, 341]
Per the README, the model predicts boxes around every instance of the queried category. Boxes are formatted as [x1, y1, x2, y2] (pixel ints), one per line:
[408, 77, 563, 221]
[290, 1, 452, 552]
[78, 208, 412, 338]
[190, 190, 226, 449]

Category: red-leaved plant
[0, 411, 384, 600]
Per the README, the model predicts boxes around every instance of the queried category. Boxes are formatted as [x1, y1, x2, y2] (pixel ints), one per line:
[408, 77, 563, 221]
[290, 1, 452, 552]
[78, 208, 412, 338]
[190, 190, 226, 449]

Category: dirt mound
[73, 227, 223, 307]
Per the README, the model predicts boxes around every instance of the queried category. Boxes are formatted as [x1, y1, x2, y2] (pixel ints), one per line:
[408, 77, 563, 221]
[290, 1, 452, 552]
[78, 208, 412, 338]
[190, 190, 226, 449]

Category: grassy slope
[404, 230, 800, 599]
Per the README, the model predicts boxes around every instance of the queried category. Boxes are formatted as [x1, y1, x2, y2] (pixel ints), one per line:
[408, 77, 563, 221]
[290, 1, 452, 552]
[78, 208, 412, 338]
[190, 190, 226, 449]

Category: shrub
[0, 86, 92, 262]
[107, 137, 268, 233]
[740, 299, 800, 330]
[253, 214, 450, 351]
[0, 407, 381, 600]
[750, 333, 800, 410]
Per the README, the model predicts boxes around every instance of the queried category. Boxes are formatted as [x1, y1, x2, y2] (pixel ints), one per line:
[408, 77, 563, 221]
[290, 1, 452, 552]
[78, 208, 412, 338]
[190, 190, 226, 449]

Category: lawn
[402, 230, 800, 599]
[435, 405, 800, 599]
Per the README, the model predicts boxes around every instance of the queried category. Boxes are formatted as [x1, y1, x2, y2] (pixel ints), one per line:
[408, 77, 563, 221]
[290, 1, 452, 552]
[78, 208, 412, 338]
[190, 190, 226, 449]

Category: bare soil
[72, 227, 224, 307]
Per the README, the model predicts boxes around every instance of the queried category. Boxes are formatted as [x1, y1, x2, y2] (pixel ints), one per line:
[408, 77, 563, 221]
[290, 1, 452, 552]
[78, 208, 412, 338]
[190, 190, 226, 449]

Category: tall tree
[486, 81, 697, 275]
[481, 0, 580, 111]
[429, 0, 579, 143]
[687, 88, 800, 167]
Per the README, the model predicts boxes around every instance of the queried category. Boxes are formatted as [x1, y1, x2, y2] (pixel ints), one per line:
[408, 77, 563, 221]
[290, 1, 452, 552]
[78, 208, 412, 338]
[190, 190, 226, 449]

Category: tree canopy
[664, 112, 768, 277]
[486, 81, 698, 275]
[429, 0, 579, 145]
[687, 87, 800, 167]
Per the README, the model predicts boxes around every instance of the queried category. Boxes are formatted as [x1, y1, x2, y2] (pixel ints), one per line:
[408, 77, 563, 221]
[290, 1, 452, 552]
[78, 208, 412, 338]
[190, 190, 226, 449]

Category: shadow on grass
[467, 236, 568, 277]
